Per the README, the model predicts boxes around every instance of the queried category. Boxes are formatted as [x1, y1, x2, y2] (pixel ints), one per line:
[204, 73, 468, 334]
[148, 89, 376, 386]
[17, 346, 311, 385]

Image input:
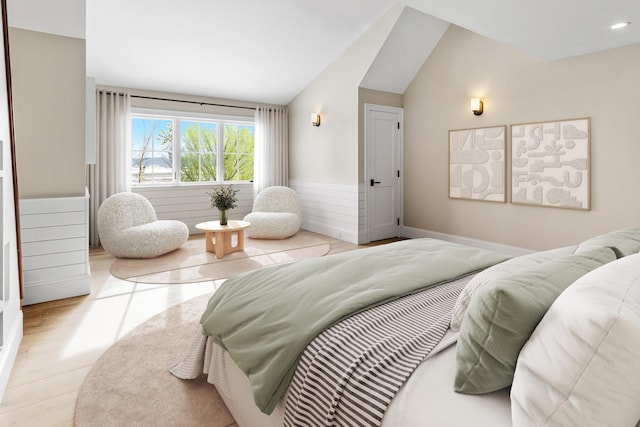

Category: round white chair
[243, 186, 301, 239]
[97, 192, 189, 258]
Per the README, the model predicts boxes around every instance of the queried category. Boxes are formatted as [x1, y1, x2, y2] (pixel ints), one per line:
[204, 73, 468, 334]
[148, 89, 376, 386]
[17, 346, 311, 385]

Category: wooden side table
[195, 220, 251, 259]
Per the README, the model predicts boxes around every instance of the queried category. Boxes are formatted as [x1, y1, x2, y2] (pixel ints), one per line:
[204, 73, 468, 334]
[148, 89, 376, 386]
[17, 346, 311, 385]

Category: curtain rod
[130, 94, 257, 111]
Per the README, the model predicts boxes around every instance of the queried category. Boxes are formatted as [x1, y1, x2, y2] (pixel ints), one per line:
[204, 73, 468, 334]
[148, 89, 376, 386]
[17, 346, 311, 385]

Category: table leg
[214, 230, 226, 259]
[205, 231, 215, 253]
[236, 229, 245, 251]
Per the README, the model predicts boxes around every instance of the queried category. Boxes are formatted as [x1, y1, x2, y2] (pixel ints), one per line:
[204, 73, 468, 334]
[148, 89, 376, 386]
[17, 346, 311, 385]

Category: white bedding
[200, 330, 511, 427]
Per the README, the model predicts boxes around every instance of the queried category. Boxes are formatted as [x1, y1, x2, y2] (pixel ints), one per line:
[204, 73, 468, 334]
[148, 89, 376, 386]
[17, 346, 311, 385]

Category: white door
[365, 104, 402, 242]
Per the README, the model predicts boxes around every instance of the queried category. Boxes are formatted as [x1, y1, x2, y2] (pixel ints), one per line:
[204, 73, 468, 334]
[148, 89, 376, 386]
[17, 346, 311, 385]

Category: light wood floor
[0, 235, 372, 426]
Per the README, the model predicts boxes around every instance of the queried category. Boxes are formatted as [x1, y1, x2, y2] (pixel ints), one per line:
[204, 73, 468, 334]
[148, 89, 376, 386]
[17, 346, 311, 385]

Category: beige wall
[403, 25, 640, 250]
[288, 3, 404, 185]
[9, 28, 86, 198]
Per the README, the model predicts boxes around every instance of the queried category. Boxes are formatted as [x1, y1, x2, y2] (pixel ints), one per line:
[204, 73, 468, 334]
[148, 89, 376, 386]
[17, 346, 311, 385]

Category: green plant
[207, 185, 239, 210]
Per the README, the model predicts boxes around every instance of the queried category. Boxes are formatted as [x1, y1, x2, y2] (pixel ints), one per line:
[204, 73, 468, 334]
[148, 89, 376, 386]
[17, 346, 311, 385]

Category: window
[131, 111, 255, 185]
[179, 120, 217, 183]
[131, 118, 173, 184]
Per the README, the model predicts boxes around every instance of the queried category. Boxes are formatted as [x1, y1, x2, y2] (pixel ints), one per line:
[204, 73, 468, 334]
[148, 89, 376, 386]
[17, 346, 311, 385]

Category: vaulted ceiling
[8, 0, 640, 105]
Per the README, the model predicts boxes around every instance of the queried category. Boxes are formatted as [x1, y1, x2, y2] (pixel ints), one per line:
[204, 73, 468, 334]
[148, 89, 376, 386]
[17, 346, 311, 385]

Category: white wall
[7, 0, 85, 39]
[287, 4, 405, 242]
[123, 86, 262, 118]
[0, 135, 21, 402]
[288, 3, 404, 186]
[289, 180, 363, 244]
[0, 7, 22, 403]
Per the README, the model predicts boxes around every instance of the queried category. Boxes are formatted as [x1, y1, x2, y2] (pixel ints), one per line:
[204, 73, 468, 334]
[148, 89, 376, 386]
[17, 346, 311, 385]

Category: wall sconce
[311, 113, 321, 127]
[470, 98, 483, 116]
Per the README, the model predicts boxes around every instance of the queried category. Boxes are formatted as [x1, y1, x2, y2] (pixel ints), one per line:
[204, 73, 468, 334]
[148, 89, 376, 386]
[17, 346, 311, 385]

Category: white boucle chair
[97, 192, 189, 258]
[243, 186, 301, 239]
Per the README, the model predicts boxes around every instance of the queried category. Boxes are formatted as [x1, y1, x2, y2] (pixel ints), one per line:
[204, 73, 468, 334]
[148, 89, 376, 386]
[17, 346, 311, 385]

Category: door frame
[364, 103, 404, 243]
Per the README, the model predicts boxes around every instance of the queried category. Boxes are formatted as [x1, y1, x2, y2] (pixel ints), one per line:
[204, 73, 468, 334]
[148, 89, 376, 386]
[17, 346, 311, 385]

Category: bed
[171, 228, 640, 427]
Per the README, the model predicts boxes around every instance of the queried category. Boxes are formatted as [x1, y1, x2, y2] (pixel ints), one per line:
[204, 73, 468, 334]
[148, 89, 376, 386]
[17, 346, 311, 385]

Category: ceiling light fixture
[610, 22, 631, 30]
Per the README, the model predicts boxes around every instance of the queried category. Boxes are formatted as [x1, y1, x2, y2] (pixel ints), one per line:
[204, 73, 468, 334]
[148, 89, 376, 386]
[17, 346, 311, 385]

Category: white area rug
[110, 230, 331, 284]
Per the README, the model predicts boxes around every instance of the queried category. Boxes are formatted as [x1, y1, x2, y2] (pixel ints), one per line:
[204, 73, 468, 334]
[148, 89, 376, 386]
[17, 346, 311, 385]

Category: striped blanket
[283, 274, 472, 426]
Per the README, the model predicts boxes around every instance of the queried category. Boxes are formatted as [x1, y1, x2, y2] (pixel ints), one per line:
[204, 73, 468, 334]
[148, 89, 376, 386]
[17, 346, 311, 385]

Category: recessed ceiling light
[610, 22, 631, 30]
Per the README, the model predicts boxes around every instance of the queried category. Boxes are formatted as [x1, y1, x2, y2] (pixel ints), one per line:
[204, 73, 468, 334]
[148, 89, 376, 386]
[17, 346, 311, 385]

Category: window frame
[130, 108, 255, 187]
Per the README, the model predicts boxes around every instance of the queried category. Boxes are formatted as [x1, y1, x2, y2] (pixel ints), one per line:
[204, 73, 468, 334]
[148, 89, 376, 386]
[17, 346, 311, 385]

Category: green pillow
[454, 246, 616, 394]
[576, 227, 640, 258]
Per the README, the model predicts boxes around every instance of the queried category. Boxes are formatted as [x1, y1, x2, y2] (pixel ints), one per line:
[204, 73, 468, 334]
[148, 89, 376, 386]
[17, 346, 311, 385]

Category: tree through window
[131, 112, 255, 185]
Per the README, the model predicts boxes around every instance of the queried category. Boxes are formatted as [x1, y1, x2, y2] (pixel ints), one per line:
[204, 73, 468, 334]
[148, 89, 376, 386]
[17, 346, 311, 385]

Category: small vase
[218, 209, 228, 225]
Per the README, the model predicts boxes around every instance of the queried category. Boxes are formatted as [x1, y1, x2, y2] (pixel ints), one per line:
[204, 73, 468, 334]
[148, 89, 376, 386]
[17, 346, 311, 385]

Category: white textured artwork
[511, 118, 590, 210]
[449, 126, 506, 202]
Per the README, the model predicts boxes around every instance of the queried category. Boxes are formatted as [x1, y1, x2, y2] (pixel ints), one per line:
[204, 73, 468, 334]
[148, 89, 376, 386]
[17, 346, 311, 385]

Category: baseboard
[301, 220, 359, 245]
[22, 274, 91, 306]
[400, 226, 534, 257]
[0, 310, 23, 402]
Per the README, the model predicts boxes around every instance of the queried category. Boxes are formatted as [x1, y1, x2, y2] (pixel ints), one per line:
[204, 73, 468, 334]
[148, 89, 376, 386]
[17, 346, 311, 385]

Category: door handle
[370, 179, 381, 186]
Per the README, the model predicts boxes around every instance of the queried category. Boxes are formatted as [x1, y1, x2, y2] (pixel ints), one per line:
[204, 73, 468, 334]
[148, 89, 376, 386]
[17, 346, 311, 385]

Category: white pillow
[511, 253, 640, 427]
[449, 245, 577, 331]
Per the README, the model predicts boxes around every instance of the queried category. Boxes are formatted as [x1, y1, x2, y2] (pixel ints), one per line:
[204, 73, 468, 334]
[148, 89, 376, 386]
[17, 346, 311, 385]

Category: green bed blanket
[200, 238, 510, 413]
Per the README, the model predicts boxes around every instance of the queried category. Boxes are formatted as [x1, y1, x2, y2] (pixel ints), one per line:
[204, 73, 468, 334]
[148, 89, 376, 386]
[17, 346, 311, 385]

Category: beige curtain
[253, 106, 288, 196]
[87, 90, 131, 246]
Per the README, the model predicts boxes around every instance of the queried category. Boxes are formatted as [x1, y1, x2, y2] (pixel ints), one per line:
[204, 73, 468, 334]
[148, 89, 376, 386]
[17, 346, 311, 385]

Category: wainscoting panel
[136, 182, 365, 243]
[20, 191, 91, 305]
[133, 183, 254, 235]
[358, 183, 367, 244]
[289, 180, 361, 244]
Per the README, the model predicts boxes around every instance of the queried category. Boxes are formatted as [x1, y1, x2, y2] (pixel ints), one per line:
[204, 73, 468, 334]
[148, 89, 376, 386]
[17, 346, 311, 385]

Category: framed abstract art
[449, 125, 506, 203]
[511, 118, 590, 210]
